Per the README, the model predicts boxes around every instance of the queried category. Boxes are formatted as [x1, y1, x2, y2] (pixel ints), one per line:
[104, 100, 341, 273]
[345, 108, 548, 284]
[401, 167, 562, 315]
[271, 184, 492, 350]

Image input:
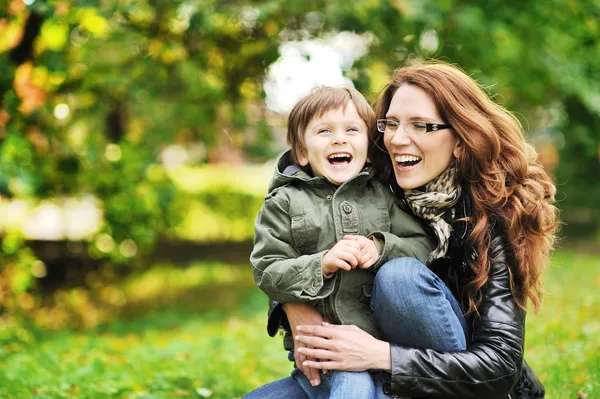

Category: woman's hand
[283, 303, 325, 386]
[295, 322, 392, 372]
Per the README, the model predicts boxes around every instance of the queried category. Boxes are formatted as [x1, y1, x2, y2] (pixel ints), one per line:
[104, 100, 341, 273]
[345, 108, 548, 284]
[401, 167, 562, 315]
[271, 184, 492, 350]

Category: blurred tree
[338, 0, 600, 237]
[0, 0, 599, 321]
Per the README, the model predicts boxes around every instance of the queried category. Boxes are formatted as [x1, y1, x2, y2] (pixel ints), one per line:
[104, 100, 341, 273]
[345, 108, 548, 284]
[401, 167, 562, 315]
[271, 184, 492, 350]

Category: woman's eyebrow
[407, 115, 436, 122]
[385, 113, 436, 122]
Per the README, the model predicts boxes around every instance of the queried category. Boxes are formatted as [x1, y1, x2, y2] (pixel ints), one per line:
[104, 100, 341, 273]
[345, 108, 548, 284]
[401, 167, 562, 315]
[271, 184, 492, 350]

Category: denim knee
[373, 257, 431, 302]
[325, 371, 375, 399]
[371, 257, 468, 351]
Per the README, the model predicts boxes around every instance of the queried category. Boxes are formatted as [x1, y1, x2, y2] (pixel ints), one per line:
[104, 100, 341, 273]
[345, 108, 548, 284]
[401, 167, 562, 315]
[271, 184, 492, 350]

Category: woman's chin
[394, 174, 423, 190]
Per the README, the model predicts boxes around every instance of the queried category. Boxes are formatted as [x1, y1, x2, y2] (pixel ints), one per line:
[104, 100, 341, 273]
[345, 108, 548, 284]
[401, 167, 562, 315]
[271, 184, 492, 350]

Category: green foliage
[0, 251, 597, 398]
[3, 0, 597, 243]
[169, 163, 271, 242]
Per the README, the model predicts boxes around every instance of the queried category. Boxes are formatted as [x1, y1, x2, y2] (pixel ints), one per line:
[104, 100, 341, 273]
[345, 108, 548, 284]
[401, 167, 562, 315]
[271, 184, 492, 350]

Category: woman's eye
[412, 122, 427, 129]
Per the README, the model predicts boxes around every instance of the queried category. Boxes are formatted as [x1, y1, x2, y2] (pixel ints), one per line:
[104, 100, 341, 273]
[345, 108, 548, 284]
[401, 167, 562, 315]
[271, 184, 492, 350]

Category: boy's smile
[298, 103, 369, 185]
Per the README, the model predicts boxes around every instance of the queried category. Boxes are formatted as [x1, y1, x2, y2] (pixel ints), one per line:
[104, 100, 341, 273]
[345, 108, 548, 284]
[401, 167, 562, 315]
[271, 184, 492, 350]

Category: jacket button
[327, 194, 333, 200]
[343, 204, 352, 213]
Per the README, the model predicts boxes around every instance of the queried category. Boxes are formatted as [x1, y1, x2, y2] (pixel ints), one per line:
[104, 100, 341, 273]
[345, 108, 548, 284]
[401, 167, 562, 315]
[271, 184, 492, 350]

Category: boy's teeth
[328, 153, 351, 160]
[395, 155, 421, 162]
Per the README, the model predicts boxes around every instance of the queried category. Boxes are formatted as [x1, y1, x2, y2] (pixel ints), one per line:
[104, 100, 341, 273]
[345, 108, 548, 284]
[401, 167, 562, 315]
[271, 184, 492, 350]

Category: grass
[0, 250, 598, 399]
[525, 251, 600, 398]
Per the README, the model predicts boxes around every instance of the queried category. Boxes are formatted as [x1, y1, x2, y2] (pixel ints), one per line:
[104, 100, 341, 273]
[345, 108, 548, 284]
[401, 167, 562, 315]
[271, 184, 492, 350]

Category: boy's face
[298, 103, 369, 185]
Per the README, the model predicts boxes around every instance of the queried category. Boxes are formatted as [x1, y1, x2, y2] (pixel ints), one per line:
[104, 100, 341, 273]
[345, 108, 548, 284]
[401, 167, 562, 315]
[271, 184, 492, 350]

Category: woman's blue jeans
[244, 257, 469, 398]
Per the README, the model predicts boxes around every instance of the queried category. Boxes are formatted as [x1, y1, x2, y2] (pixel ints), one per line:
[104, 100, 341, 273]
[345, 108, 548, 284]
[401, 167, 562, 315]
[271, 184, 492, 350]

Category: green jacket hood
[267, 151, 314, 193]
[267, 150, 375, 194]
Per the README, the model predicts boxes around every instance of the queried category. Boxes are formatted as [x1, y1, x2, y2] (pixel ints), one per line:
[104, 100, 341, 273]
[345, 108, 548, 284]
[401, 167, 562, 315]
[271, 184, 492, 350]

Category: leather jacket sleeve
[267, 298, 289, 337]
[384, 234, 525, 398]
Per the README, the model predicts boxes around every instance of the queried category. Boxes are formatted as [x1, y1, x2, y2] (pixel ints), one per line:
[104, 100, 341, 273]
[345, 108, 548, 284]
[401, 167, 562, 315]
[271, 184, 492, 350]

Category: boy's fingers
[343, 234, 361, 241]
[337, 260, 352, 271]
[343, 245, 362, 261]
[336, 252, 358, 270]
[360, 257, 375, 269]
[338, 252, 358, 268]
[343, 239, 361, 249]
[345, 236, 368, 249]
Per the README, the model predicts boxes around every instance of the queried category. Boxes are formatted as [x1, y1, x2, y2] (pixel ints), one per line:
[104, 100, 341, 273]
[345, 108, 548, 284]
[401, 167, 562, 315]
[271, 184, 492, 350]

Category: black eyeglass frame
[376, 119, 453, 135]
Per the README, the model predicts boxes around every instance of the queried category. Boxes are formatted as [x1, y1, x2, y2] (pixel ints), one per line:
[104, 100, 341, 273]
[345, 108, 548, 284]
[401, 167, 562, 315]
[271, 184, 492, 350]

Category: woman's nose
[389, 128, 412, 146]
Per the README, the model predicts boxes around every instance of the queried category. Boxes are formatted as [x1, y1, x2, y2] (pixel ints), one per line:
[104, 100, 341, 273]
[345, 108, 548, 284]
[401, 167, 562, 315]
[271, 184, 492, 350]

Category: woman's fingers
[295, 342, 321, 386]
[297, 347, 338, 360]
[283, 303, 324, 386]
[302, 360, 337, 370]
[297, 324, 336, 338]
[295, 334, 334, 348]
[323, 322, 359, 331]
[304, 359, 321, 386]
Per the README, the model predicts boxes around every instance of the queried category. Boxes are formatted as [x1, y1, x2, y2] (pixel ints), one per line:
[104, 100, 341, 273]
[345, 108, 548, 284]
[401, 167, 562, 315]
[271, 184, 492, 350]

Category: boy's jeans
[244, 257, 469, 398]
[293, 368, 376, 399]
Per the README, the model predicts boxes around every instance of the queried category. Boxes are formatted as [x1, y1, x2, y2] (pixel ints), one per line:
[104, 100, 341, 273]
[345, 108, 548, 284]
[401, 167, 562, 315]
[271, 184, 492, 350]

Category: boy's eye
[347, 127, 359, 132]
[318, 128, 331, 134]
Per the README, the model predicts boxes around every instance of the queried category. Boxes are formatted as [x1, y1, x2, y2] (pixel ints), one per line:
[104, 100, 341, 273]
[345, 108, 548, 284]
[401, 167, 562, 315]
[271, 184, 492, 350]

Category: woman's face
[383, 84, 460, 190]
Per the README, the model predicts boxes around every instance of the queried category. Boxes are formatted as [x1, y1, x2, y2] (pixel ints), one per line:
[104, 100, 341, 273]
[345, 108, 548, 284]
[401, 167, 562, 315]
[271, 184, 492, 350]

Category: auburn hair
[287, 86, 375, 164]
[372, 60, 560, 314]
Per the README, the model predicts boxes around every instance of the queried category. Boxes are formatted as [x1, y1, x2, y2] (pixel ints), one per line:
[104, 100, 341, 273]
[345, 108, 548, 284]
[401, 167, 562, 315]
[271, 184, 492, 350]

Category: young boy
[250, 87, 435, 398]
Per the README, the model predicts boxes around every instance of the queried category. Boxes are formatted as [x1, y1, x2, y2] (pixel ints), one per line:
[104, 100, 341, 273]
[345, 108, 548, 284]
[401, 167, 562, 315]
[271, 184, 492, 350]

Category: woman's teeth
[394, 155, 422, 167]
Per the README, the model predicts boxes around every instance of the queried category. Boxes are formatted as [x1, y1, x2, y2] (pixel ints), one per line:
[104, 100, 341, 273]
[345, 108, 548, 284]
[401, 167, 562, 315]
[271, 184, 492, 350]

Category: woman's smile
[393, 153, 422, 169]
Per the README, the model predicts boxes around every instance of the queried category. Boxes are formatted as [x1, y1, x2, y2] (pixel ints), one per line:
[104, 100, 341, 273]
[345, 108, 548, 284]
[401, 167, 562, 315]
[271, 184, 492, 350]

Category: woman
[249, 60, 558, 398]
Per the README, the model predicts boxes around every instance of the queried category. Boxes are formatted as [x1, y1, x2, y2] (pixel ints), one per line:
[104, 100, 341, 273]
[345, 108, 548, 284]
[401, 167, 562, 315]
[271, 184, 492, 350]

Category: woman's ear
[453, 139, 462, 159]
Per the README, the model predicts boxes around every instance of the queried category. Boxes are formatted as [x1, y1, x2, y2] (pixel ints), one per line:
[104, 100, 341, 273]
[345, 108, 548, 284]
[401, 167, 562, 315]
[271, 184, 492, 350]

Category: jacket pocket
[291, 215, 316, 254]
[361, 282, 374, 311]
[372, 208, 391, 233]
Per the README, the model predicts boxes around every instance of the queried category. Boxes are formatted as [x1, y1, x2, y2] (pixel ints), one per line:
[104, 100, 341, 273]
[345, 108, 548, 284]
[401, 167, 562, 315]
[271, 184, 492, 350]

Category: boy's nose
[332, 130, 348, 144]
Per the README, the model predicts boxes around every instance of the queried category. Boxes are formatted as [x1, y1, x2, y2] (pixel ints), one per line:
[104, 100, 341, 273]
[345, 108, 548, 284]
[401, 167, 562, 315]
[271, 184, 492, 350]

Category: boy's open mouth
[328, 152, 353, 167]
[395, 155, 422, 167]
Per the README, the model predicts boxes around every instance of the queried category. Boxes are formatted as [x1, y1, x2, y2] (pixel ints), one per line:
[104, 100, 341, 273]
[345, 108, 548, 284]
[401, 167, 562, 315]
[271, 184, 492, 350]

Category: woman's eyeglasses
[376, 119, 452, 136]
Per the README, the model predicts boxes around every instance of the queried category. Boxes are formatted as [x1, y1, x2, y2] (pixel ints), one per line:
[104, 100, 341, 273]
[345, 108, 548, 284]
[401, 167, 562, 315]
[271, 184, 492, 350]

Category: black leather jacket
[266, 195, 545, 398]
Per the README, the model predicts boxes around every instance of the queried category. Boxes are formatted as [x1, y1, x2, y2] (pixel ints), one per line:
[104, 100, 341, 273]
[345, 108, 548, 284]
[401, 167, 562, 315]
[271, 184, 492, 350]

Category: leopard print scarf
[403, 166, 461, 262]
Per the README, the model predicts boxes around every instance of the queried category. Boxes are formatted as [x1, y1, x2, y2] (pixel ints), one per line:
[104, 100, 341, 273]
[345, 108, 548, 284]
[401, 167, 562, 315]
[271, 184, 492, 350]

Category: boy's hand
[322, 239, 361, 276]
[344, 235, 379, 269]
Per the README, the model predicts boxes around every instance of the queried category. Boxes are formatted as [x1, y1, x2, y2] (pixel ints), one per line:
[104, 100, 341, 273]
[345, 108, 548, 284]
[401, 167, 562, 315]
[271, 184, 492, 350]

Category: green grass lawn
[0, 251, 598, 399]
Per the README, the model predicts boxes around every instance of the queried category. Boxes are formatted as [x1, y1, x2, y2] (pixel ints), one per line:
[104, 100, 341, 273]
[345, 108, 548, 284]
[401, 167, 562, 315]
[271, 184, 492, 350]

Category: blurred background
[0, 0, 598, 398]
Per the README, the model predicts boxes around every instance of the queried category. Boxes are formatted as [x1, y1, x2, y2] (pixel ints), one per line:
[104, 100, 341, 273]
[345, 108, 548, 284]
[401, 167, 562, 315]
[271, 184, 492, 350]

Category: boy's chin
[324, 173, 353, 185]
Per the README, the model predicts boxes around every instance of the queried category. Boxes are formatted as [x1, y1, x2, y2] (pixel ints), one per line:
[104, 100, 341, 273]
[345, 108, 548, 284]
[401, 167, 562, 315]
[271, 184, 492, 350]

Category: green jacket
[251, 151, 435, 338]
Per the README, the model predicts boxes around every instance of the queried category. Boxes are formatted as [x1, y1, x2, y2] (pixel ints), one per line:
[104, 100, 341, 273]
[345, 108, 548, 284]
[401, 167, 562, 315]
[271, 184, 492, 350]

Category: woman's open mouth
[394, 154, 422, 168]
[328, 152, 353, 168]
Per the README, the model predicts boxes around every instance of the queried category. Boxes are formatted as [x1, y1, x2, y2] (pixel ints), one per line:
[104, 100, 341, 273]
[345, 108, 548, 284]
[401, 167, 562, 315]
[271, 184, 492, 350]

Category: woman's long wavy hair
[372, 60, 560, 314]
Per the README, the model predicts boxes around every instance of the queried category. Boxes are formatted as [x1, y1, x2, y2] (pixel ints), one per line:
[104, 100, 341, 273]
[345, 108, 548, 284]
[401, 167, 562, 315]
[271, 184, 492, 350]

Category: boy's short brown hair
[287, 86, 375, 164]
